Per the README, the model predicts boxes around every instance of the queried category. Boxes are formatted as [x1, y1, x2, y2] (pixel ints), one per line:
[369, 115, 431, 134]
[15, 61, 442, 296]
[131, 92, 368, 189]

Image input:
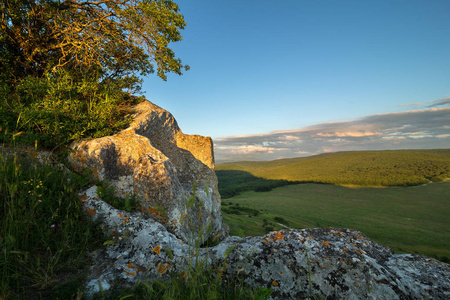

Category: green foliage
[97, 275, 273, 300]
[222, 202, 261, 217]
[273, 216, 289, 226]
[0, 146, 104, 298]
[217, 150, 450, 194]
[0, 0, 188, 86]
[0, 69, 143, 149]
[0, 0, 188, 151]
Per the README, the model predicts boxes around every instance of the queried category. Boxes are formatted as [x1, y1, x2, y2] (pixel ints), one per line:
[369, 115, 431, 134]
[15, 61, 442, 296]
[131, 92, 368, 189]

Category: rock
[80, 186, 450, 299]
[68, 100, 228, 244]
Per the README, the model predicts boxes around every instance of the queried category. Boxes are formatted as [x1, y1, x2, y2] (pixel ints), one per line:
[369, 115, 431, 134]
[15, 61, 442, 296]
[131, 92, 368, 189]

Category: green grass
[0, 144, 105, 299]
[217, 149, 450, 189]
[221, 181, 450, 262]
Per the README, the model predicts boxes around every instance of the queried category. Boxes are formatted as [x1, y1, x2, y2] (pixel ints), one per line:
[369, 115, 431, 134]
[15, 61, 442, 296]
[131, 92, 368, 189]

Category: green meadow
[217, 150, 450, 263]
[221, 181, 450, 262]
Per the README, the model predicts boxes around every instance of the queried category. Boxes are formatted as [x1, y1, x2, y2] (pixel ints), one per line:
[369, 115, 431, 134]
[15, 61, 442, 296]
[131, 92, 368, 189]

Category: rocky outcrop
[69, 101, 449, 299]
[80, 186, 450, 299]
[69, 101, 228, 243]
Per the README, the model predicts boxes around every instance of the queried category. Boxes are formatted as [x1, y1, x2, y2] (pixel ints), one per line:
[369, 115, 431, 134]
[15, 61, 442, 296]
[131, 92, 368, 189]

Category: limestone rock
[69, 101, 228, 243]
[80, 186, 450, 299]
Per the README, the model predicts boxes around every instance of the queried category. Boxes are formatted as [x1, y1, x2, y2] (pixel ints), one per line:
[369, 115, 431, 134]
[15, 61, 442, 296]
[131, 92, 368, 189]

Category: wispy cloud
[214, 103, 450, 162]
[427, 97, 450, 108]
[397, 97, 450, 108]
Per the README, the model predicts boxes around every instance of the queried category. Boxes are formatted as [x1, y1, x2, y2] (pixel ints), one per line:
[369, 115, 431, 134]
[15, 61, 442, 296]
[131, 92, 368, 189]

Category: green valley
[217, 149, 450, 262]
[216, 149, 450, 197]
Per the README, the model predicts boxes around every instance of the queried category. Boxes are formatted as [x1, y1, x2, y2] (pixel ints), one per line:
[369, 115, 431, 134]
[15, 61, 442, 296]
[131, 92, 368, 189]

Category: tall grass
[0, 140, 104, 299]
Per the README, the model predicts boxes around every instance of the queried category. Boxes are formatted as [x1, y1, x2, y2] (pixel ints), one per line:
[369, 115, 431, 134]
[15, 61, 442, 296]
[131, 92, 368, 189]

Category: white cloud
[283, 135, 302, 141]
[214, 104, 450, 162]
[214, 145, 277, 154]
[316, 131, 380, 138]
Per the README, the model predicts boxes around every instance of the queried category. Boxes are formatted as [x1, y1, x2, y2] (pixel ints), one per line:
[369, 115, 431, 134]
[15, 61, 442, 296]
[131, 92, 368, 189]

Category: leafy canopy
[0, 0, 188, 149]
[0, 0, 188, 87]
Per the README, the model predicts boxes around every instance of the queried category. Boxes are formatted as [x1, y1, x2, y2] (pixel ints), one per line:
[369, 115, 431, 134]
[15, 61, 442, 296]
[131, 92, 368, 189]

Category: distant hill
[216, 149, 450, 197]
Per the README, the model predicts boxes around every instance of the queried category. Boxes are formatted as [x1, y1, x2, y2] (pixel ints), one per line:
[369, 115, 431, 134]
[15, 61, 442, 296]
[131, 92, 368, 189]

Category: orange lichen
[343, 247, 348, 251]
[271, 231, 284, 241]
[86, 207, 96, 216]
[153, 245, 161, 255]
[156, 263, 170, 274]
[355, 248, 365, 255]
[127, 262, 135, 268]
[142, 206, 168, 225]
[322, 241, 331, 247]
[80, 194, 88, 201]
[272, 280, 279, 287]
[123, 270, 136, 277]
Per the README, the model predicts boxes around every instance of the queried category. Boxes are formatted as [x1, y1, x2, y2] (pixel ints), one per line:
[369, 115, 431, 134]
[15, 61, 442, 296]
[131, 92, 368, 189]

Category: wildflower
[51, 224, 55, 228]
[118, 237, 122, 240]
[38, 200, 42, 203]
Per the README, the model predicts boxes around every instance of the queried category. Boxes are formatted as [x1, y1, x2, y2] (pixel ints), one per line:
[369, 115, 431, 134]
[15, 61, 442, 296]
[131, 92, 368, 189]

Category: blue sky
[143, 0, 450, 161]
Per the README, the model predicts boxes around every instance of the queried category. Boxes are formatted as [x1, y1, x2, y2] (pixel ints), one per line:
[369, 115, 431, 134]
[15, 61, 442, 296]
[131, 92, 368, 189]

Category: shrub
[0, 69, 143, 150]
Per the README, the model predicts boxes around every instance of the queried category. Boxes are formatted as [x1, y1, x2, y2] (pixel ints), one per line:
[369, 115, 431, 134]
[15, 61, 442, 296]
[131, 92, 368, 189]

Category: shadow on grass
[216, 170, 300, 199]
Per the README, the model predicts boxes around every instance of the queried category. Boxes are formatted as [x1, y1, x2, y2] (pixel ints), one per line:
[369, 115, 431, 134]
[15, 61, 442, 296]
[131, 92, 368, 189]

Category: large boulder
[69, 100, 228, 243]
[80, 186, 450, 299]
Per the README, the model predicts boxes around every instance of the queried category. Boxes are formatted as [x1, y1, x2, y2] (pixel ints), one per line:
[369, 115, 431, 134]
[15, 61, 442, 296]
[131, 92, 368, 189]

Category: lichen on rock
[79, 185, 450, 299]
[69, 100, 228, 244]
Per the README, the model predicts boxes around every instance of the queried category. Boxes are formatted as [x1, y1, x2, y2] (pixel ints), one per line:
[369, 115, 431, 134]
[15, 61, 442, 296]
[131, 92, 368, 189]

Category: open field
[221, 181, 450, 262]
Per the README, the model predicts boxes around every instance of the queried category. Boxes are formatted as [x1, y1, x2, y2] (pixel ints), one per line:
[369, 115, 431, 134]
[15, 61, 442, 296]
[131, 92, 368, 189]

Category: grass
[221, 181, 450, 262]
[0, 143, 105, 299]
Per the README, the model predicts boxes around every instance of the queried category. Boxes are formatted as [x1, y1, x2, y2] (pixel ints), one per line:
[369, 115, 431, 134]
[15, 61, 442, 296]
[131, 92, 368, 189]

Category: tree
[0, 0, 188, 148]
[0, 0, 188, 90]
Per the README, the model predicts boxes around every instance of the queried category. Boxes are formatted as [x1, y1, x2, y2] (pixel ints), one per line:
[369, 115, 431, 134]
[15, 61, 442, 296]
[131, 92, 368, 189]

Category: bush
[274, 216, 289, 226]
[0, 68, 143, 150]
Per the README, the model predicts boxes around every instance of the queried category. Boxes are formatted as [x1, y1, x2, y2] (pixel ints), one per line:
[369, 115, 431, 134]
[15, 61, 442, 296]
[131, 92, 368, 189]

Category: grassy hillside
[221, 182, 450, 263]
[216, 149, 450, 197]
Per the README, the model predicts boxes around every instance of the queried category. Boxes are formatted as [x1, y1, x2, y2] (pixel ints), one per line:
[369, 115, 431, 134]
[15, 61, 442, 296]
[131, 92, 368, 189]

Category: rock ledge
[80, 186, 450, 299]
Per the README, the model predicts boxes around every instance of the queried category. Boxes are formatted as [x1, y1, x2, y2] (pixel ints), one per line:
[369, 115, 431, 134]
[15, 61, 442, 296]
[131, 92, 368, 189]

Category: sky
[143, 0, 450, 162]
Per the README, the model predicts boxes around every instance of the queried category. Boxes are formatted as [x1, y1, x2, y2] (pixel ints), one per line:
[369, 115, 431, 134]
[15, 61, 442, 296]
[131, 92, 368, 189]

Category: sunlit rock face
[69, 100, 228, 243]
[69, 100, 450, 299]
[80, 186, 450, 299]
